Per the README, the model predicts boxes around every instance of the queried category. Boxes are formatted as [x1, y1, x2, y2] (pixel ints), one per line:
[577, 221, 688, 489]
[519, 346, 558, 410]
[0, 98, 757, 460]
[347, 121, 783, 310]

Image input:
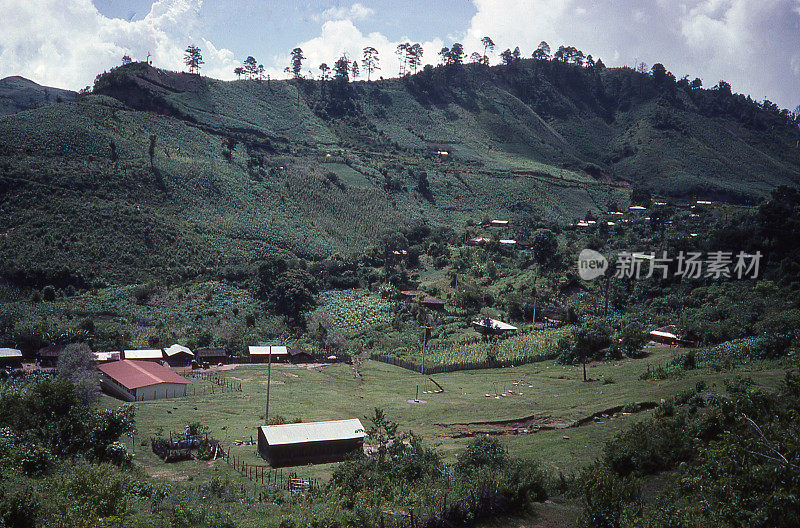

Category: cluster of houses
[571, 200, 716, 229]
[33, 344, 321, 369]
[466, 219, 531, 248]
[36, 344, 224, 368]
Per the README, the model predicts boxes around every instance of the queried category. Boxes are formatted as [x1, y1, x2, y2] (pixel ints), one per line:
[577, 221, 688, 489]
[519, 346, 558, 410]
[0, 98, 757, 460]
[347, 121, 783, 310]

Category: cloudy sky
[0, 0, 798, 109]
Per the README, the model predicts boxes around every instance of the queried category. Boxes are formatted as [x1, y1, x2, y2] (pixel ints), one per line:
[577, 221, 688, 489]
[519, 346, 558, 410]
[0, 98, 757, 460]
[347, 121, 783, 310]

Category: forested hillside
[0, 58, 798, 288]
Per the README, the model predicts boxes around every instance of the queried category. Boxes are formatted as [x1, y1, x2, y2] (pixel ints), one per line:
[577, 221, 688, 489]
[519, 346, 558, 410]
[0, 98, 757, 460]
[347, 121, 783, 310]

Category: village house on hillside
[288, 347, 314, 363]
[37, 344, 66, 367]
[257, 419, 366, 467]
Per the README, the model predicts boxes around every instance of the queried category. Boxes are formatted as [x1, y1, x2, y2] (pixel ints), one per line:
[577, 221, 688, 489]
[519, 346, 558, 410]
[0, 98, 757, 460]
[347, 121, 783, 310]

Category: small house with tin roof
[163, 344, 194, 366]
[0, 348, 23, 370]
[257, 419, 366, 467]
[248, 345, 289, 363]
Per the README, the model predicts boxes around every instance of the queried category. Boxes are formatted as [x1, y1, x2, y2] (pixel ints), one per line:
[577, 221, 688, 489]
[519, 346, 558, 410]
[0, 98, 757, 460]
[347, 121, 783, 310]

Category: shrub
[42, 286, 56, 302]
[456, 435, 508, 474]
[603, 413, 695, 476]
[0, 480, 37, 528]
[578, 463, 640, 528]
[14, 443, 53, 476]
[724, 375, 754, 394]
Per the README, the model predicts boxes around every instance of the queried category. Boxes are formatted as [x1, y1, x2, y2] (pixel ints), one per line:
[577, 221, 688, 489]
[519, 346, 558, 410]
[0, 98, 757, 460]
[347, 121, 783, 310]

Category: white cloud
[271, 19, 444, 81]
[455, 0, 800, 108]
[0, 0, 239, 90]
[316, 3, 375, 22]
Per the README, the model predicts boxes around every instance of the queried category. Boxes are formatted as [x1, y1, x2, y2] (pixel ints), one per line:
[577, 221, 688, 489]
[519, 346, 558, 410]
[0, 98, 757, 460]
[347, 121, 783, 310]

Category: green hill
[0, 60, 798, 287]
[0, 76, 77, 116]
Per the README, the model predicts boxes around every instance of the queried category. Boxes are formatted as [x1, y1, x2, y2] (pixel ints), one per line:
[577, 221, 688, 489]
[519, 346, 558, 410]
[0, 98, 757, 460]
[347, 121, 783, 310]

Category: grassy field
[104, 346, 788, 491]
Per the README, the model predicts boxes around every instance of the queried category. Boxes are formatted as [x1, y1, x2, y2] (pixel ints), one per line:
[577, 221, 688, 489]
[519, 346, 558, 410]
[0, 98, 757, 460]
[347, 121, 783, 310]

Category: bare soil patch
[437, 402, 657, 437]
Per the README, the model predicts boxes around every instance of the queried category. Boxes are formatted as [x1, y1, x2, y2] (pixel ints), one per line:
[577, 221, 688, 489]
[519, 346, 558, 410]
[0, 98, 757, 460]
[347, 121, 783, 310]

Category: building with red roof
[98, 360, 191, 401]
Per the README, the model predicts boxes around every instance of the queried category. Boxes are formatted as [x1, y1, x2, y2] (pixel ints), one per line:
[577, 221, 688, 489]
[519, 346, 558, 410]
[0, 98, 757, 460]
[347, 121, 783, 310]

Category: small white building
[98, 360, 191, 401]
[257, 419, 366, 467]
[472, 318, 518, 335]
[123, 349, 164, 361]
[163, 344, 194, 366]
[248, 345, 289, 363]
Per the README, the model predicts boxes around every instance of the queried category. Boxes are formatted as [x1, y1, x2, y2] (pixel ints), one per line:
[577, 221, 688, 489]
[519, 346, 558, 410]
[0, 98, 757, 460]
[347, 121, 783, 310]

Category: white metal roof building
[472, 318, 518, 334]
[163, 344, 194, 365]
[257, 419, 366, 467]
[248, 346, 288, 362]
[164, 344, 193, 357]
[0, 348, 23, 368]
[123, 349, 164, 361]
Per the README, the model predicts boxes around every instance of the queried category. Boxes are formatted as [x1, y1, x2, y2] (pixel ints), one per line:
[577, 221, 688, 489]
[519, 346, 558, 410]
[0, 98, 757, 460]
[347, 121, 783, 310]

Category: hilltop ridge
[0, 76, 77, 115]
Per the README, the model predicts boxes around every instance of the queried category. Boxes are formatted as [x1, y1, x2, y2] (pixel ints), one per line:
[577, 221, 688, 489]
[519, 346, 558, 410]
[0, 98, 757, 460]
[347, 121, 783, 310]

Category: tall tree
[362, 46, 380, 81]
[481, 36, 495, 65]
[407, 43, 424, 74]
[500, 49, 513, 66]
[184, 44, 203, 74]
[439, 43, 465, 66]
[121, 55, 132, 65]
[319, 63, 330, 81]
[290, 47, 305, 78]
[351, 60, 359, 80]
[333, 55, 350, 81]
[469, 52, 483, 64]
[533, 41, 551, 60]
[512, 46, 521, 62]
[243, 56, 258, 79]
[234, 66, 244, 79]
[148, 134, 156, 168]
[57, 343, 98, 405]
[396, 42, 411, 75]
[448, 43, 465, 65]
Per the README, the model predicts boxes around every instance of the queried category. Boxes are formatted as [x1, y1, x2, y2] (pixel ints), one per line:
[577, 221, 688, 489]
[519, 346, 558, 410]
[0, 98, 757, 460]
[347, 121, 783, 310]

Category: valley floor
[98, 347, 788, 526]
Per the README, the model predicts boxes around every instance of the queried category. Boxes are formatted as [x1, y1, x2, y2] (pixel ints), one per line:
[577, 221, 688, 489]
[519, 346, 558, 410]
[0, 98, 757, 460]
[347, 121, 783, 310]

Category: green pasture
[107, 346, 788, 488]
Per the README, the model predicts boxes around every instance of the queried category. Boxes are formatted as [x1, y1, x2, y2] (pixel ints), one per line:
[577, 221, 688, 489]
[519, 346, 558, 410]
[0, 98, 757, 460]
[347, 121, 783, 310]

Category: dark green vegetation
[0, 76, 76, 116]
[576, 372, 800, 528]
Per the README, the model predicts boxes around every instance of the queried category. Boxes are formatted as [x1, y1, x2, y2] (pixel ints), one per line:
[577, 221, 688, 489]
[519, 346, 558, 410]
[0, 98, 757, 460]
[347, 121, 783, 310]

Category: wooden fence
[151, 433, 224, 462]
[184, 371, 243, 393]
[226, 449, 320, 493]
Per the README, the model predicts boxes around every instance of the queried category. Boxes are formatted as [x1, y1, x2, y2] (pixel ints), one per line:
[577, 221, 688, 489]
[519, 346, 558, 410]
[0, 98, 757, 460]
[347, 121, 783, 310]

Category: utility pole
[265, 347, 272, 424]
[420, 325, 432, 375]
[532, 293, 537, 329]
[582, 350, 587, 382]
